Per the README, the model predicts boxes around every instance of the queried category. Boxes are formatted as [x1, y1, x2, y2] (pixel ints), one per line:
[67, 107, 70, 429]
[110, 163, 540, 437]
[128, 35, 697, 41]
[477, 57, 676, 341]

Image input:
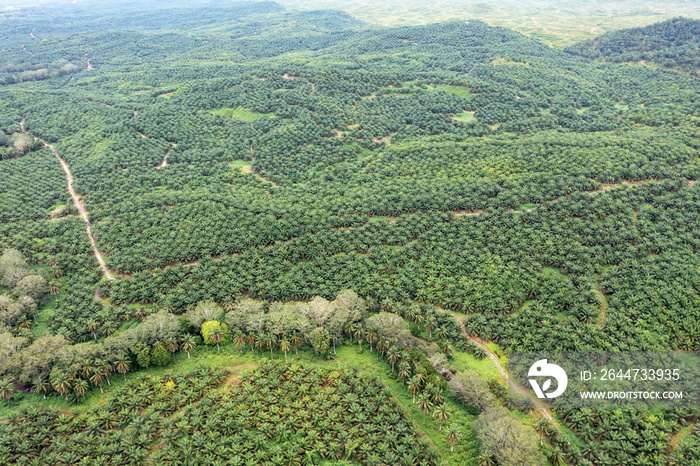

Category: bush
[309, 327, 331, 357]
[201, 321, 230, 345]
[150, 343, 171, 367]
[13, 275, 47, 301]
[473, 407, 545, 466]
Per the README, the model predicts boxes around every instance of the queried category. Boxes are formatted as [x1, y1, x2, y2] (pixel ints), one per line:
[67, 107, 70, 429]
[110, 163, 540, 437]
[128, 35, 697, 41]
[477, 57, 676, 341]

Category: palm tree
[181, 335, 196, 358]
[425, 316, 437, 338]
[580, 443, 596, 461]
[441, 342, 453, 356]
[233, 333, 246, 353]
[90, 370, 106, 393]
[413, 371, 425, 387]
[33, 376, 50, 399]
[445, 425, 460, 452]
[376, 337, 390, 355]
[534, 418, 551, 445]
[366, 331, 378, 352]
[115, 358, 130, 380]
[98, 363, 112, 386]
[73, 378, 89, 398]
[280, 339, 291, 360]
[433, 404, 450, 431]
[49, 279, 61, 295]
[87, 320, 98, 340]
[412, 314, 424, 328]
[51, 372, 71, 399]
[387, 347, 400, 372]
[247, 333, 258, 352]
[264, 334, 276, 359]
[344, 322, 357, 343]
[101, 320, 118, 337]
[166, 339, 179, 360]
[0, 378, 14, 401]
[134, 307, 148, 321]
[478, 452, 496, 466]
[401, 308, 414, 323]
[210, 326, 225, 353]
[353, 325, 365, 349]
[426, 383, 443, 405]
[291, 334, 303, 355]
[397, 361, 411, 382]
[80, 363, 94, 379]
[417, 393, 433, 422]
[255, 337, 266, 355]
[407, 377, 421, 403]
[548, 447, 566, 466]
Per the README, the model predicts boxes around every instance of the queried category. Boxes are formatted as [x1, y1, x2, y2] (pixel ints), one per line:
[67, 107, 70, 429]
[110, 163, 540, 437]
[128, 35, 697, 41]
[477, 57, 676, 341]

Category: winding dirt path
[447, 310, 561, 429]
[41, 140, 115, 280]
[157, 143, 176, 169]
[596, 275, 608, 327]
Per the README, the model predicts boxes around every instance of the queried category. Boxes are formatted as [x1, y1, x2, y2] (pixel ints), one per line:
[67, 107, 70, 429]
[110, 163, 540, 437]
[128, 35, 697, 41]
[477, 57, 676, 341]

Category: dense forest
[1, 0, 699, 464]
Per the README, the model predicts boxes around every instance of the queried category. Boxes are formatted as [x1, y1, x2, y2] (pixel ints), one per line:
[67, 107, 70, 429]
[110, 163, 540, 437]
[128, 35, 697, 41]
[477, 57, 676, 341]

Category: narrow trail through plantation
[157, 143, 177, 169]
[40, 139, 116, 281]
[446, 310, 562, 430]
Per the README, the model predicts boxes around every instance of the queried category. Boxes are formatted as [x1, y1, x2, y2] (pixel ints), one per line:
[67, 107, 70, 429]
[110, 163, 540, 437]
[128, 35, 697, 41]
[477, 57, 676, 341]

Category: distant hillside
[566, 17, 700, 75]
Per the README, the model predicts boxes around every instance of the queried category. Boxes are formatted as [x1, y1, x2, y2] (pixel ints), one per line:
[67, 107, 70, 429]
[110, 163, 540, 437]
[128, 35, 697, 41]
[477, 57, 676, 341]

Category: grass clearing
[431, 84, 471, 98]
[485, 341, 507, 368]
[30, 295, 57, 339]
[211, 106, 274, 122]
[453, 111, 476, 123]
[542, 266, 568, 278]
[451, 351, 504, 383]
[390, 81, 471, 98]
[229, 159, 253, 169]
[515, 202, 538, 211]
[491, 57, 530, 67]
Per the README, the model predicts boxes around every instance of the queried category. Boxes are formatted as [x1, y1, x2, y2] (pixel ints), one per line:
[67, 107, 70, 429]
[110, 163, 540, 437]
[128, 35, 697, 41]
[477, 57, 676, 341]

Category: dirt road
[41, 140, 115, 280]
[448, 310, 561, 429]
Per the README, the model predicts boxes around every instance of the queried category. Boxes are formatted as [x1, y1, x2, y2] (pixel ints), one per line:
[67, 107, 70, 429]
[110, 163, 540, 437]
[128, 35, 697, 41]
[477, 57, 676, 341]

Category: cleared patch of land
[453, 111, 476, 123]
[211, 106, 274, 122]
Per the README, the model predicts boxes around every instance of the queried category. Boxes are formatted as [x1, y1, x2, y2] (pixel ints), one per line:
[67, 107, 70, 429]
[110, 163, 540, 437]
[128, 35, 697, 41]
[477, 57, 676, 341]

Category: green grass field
[451, 351, 504, 383]
[229, 160, 253, 170]
[30, 295, 56, 339]
[211, 106, 274, 122]
[453, 111, 476, 123]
